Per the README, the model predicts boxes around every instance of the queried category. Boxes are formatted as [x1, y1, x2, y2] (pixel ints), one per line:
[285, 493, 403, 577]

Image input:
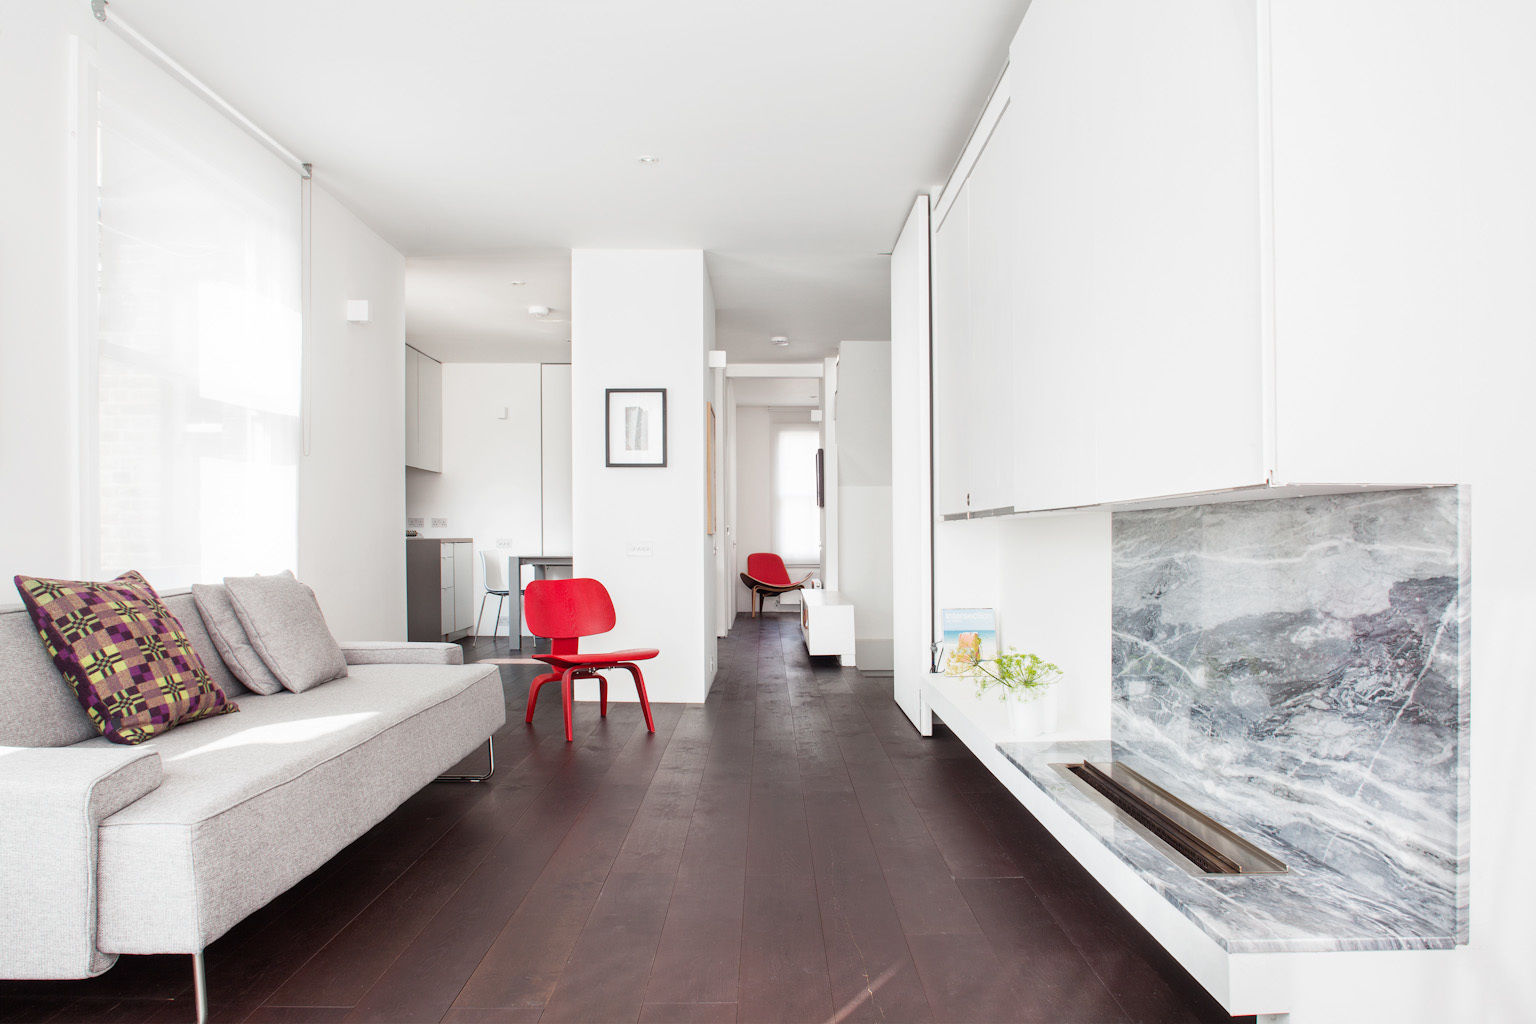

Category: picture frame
[605, 388, 668, 467]
[706, 401, 717, 534]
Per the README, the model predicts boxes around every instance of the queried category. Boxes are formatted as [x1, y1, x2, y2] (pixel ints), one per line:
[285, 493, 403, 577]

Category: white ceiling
[405, 250, 572, 364]
[110, 0, 1028, 361]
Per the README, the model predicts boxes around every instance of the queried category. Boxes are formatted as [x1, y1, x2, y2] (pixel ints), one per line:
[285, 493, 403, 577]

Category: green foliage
[971, 648, 1062, 701]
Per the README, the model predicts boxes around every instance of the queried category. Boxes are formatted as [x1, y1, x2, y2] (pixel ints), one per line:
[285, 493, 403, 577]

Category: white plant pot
[1005, 687, 1059, 738]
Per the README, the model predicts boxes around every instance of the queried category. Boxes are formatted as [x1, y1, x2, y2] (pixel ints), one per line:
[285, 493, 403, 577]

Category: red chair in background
[523, 577, 658, 742]
[739, 552, 814, 617]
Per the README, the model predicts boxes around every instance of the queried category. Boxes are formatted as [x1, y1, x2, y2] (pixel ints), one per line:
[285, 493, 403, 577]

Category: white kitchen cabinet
[453, 541, 473, 636]
[929, 0, 1454, 518]
[964, 105, 1017, 512]
[1265, 0, 1460, 486]
[1003, 0, 1266, 510]
[405, 345, 421, 468]
[932, 186, 972, 518]
[932, 106, 1020, 518]
[404, 345, 443, 473]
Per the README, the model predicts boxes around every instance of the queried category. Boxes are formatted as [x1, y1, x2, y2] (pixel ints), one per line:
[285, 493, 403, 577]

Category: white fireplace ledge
[920, 676, 1464, 1020]
[995, 738, 1459, 956]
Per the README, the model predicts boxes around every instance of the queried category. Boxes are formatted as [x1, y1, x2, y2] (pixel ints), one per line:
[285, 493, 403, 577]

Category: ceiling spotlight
[508, 280, 527, 287]
[771, 336, 790, 347]
[637, 155, 661, 165]
[528, 305, 552, 319]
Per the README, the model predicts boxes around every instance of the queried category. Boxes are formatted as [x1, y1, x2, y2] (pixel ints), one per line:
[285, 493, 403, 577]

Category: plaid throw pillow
[14, 571, 238, 745]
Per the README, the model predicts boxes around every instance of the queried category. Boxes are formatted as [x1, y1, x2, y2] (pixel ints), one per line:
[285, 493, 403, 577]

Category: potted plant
[970, 648, 1062, 737]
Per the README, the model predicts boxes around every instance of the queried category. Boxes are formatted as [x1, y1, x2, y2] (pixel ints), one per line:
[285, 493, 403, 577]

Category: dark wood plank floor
[1, 615, 1244, 1024]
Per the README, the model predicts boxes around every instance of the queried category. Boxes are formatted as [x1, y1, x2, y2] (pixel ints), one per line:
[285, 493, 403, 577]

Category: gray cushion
[223, 572, 347, 693]
[339, 641, 464, 666]
[91, 662, 505, 953]
[191, 584, 284, 695]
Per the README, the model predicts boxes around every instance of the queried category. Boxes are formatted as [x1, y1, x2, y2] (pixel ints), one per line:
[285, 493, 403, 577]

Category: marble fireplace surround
[1001, 487, 1468, 954]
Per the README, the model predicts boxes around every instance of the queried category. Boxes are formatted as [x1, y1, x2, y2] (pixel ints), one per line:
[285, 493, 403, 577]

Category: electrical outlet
[430, 517, 448, 529]
[495, 538, 514, 549]
[626, 542, 654, 558]
[406, 516, 425, 529]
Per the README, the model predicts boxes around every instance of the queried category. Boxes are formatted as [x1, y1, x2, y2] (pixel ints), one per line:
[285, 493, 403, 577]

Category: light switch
[626, 543, 654, 558]
[430, 517, 448, 529]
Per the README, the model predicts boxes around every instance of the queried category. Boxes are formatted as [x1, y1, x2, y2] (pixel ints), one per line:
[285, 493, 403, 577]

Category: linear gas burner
[1053, 761, 1287, 876]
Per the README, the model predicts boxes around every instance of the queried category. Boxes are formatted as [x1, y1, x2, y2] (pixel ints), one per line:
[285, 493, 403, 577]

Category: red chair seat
[523, 578, 658, 742]
[534, 648, 659, 667]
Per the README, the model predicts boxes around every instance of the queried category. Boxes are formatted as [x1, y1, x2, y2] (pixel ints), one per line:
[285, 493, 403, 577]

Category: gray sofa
[0, 590, 506, 1018]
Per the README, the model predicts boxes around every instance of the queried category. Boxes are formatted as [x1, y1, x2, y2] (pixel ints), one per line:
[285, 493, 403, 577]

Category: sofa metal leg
[434, 737, 495, 783]
[192, 951, 207, 1024]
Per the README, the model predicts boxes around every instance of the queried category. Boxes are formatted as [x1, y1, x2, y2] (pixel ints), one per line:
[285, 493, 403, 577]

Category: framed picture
[706, 402, 717, 534]
[605, 388, 668, 467]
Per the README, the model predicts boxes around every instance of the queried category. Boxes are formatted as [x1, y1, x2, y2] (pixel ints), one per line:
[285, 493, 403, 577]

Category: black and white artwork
[605, 388, 667, 467]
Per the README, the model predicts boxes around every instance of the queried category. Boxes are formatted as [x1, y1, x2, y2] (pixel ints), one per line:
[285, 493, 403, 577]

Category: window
[771, 423, 821, 564]
[87, 33, 303, 586]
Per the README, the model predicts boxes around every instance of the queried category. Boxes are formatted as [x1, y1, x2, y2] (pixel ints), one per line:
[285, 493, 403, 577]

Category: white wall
[297, 188, 408, 639]
[405, 363, 546, 635]
[836, 341, 894, 669]
[570, 250, 716, 702]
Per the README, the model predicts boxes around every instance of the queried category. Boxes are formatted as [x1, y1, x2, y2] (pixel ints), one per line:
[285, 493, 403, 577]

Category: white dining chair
[478, 550, 511, 644]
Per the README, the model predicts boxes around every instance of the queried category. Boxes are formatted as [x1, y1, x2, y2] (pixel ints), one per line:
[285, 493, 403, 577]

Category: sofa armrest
[0, 745, 161, 979]
[338, 641, 464, 666]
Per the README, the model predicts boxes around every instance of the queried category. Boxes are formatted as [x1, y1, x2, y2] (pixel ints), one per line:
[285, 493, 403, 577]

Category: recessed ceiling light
[508, 280, 527, 287]
[637, 155, 661, 165]
[528, 305, 551, 318]
[771, 336, 790, 347]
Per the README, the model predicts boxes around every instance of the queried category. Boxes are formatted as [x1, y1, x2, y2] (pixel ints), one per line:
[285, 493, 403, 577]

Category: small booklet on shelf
[939, 607, 997, 675]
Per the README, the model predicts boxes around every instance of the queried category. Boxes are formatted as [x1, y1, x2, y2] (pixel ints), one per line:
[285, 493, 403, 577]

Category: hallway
[0, 615, 1237, 1023]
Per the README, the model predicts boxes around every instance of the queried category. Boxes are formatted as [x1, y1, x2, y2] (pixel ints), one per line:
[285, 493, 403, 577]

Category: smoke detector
[771, 335, 790, 347]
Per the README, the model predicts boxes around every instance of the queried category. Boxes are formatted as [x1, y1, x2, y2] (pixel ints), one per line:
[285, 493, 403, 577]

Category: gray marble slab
[995, 487, 1467, 954]
[998, 739, 1460, 953]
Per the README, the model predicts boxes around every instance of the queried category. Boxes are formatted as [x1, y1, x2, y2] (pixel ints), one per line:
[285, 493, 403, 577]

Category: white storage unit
[407, 537, 474, 641]
[404, 345, 443, 472]
[436, 540, 475, 640]
[799, 590, 856, 666]
[930, 0, 1458, 519]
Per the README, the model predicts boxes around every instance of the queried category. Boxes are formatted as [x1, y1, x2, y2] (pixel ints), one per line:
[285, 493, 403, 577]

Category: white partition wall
[890, 197, 933, 732]
[570, 250, 718, 701]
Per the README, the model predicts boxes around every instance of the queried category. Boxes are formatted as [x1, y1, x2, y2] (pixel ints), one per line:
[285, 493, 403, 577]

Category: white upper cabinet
[1007, 0, 1266, 509]
[932, 184, 972, 518]
[926, 0, 1457, 516]
[404, 346, 443, 473]
[964, 106, 1017, 513]
[1266, 0, 1461, 485]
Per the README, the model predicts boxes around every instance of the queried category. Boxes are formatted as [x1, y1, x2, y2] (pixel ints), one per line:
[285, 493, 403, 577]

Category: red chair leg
[525, 671, 558, 723]
[561, 668, 577, 742]
[599, 674, 608, 717]
[619, 662, 656, 734]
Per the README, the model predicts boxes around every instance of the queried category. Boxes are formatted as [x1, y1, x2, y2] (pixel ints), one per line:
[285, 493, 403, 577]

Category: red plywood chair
[523, 577, 657, 742]
[739, 552, 814, 617]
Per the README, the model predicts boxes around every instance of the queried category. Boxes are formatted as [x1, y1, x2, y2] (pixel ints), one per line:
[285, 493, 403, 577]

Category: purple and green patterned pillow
[13, 570, 239, 745]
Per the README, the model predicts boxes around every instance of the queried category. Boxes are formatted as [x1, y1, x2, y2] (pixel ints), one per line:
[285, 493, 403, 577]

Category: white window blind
[89, 32, 302, 587]
[771, 423, 821, 564]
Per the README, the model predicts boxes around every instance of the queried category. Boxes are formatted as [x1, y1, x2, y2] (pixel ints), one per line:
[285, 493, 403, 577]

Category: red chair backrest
[746, 552, 792, 586]
[524, 578, 617, 648]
